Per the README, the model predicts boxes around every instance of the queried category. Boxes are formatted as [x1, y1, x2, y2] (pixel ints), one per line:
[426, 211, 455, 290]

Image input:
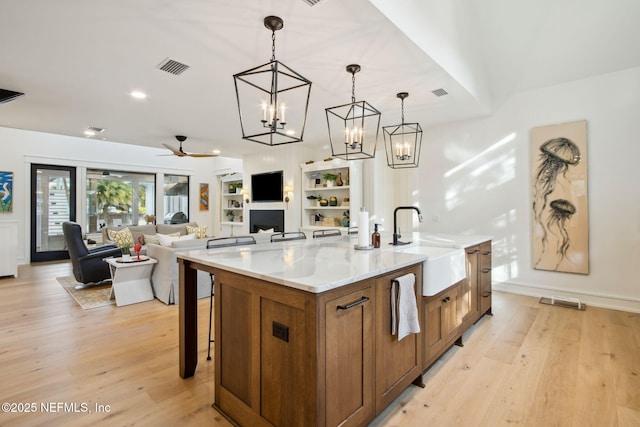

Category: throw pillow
[257, 228, 274, 234]
[157, 232, 191, 247]
[107, 228, 134, 249]
[186, 225, 208, 239]
[143, 234, 161, 245]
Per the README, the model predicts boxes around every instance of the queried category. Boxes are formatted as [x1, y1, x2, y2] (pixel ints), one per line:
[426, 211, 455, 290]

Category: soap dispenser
[372, 224, 381, 248]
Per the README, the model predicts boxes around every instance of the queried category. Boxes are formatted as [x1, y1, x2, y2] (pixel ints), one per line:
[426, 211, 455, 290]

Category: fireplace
[249, 210, 284, 233]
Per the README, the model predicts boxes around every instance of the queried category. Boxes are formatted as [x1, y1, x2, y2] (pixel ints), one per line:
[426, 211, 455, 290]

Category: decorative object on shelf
[342, 210, 350, 227]
[335, 172, 344, 186]
[343, 197, 350, 207]
[318, 198, 329, 207]
[225, 210, 236, 222]
[383, 92, 423, 169]
[329, 196, 338, 206]
[325, 64, 381, 160]
[233, 16, 312, 146]
[322, 173, 338, 187]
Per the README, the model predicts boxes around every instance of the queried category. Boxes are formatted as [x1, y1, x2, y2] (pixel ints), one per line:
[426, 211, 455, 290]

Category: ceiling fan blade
[187, 152, 218, 158]
[162, 143, 186, 156]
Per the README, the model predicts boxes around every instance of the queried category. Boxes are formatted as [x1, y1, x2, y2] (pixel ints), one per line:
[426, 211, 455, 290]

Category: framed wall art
[0, 171, 13, 212]
[199, 183, 209, 211]
[531, 120, 589, 274]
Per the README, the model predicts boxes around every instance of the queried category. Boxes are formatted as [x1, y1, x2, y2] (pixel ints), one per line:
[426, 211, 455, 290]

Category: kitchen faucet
[392, 206, 423, 245]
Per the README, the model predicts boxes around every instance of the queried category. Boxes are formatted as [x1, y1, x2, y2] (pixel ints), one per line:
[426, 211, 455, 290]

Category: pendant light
[325, 64, 381, 160]
[383, 92, 422, 169]
[233, 16, 312, 146]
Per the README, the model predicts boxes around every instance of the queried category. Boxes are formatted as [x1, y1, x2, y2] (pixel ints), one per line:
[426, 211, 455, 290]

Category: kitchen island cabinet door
[374, 265, 423, 412]
[423, 283, 461, 368]
[325, 287, 375, 427]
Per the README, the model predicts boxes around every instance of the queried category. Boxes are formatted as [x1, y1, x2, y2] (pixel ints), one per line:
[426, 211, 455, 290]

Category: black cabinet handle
[482, 251, 492, 255]
[442, 296, 451, 303]
[337, 296, 369, 310]
[467, 249, 480, 254]
[482, 292, 492, 298]
[482, 268, 491, 273]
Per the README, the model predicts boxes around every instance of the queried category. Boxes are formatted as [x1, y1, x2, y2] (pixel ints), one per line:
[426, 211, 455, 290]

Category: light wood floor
[0, 262, 638, 426]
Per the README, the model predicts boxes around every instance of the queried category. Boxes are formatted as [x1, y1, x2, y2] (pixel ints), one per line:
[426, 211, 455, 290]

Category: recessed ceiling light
[131, 91, 147, 99]
[84, 130, 96, 137]
[212, 149, 221, 155]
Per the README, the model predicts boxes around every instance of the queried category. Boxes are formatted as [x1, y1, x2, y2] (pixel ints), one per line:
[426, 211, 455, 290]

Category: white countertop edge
[177, 250, 428, 294]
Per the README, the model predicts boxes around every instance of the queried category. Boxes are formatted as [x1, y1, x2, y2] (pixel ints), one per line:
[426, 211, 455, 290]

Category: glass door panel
[31, 164, 76, 262]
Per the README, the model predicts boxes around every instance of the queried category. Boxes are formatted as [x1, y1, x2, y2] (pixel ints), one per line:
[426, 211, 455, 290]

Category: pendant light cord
[351, 72, 356, 103]
[271, 31, 276, 62]
[401, 97, 405, 124]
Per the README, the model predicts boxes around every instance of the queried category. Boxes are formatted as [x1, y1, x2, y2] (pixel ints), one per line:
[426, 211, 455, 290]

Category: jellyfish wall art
[530, 120, 589, 274]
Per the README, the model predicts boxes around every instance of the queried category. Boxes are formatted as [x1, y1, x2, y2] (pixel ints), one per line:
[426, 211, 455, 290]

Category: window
[86, 169, 156, 233]
[163, 174, 189, 224]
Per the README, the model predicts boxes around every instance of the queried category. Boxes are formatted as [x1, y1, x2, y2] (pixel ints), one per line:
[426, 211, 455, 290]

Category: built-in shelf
[220, 173, 244, 232]
[300, 159, 362, 231]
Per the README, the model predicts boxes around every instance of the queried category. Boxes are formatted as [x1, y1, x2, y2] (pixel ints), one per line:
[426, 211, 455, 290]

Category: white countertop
[176, 232, 492, 294]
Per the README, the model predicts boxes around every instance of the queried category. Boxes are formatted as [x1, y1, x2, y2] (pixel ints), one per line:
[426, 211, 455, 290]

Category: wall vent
[157, 58, 190, 75]
[431, 88, 448, 97]
[301, 0, 322, 6]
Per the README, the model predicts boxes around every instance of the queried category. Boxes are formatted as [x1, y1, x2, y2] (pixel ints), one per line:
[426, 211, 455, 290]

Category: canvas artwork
[199, 183, 209, 211]
[0, 171, 13, 212]
[531, 120, 589, 274]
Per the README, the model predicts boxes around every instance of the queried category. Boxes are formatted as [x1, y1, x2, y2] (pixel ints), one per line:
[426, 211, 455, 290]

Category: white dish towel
[391, 273, 421, 341]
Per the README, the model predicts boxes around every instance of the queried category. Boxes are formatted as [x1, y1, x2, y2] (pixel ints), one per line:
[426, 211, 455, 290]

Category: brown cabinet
[325, 286, 375, 427]
[423, 283, 461, 368]
[479, 241, 492, 316]
[460, 245, 480, 328]
[374, 265, 423, 412]
[213, 262, 424, 427]
[460, 240, 492, 329]
[421, 239, 492, 371]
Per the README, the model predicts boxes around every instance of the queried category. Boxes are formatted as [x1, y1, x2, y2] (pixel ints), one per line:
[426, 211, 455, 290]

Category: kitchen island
[176, 233, 492, 426]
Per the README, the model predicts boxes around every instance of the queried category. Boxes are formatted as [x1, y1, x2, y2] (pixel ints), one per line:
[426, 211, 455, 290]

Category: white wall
[0, 126, 239, 265]
[395, 67, 640, 312]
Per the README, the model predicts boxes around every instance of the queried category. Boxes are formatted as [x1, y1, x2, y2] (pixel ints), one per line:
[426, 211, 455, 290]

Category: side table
[105, 256, 157, 306]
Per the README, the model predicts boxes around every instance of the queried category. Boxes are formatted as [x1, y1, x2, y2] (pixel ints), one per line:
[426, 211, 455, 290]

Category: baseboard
[493, 281, 640, 314]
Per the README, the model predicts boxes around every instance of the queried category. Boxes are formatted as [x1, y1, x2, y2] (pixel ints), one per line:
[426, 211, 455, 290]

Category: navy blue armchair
[62, 221, 122, 289]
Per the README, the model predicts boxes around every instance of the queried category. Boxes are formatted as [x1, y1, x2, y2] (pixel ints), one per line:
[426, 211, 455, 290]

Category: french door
[30, 164, 76, 262]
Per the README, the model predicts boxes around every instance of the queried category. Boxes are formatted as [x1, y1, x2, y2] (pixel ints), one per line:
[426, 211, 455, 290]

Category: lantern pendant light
[383, 92, 422, 169]
[325, 64, 381, 160]
[233, 16, 312, 146]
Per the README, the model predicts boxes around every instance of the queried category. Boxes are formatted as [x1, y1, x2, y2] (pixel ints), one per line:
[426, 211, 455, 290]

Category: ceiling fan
[162, 135, 218, 158]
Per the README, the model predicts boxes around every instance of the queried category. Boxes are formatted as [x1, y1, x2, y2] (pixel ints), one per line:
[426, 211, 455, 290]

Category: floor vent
[301, 0, 322, 6]
[539, 296, 586, 311]
[157, 58, 190, 75]
[431, 88, 448, 97]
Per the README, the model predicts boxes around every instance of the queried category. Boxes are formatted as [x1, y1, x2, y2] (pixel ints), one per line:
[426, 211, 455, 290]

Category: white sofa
[146, 238, 211, 304]
[102, 222, 211, 305]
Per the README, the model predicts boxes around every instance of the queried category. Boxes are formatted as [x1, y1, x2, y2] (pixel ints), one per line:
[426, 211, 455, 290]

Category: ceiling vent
[157, 58, 190, 75]
[87, 126, 105, 133]
[431, 88, 448, 97]
[301, 0, 322, 6]
[0, 88, 25, 104]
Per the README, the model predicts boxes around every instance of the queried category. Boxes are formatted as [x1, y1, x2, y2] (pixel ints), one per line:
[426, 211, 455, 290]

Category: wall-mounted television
[251, 170, 283, 202]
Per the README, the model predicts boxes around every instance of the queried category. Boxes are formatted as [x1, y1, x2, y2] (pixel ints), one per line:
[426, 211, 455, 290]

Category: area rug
[57, 276, 114, 309]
